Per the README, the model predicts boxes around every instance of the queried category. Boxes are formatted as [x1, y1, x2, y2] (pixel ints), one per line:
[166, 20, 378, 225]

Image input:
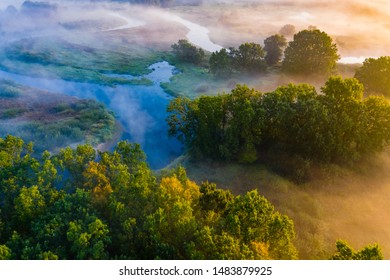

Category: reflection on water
[0, 61, 182, 169]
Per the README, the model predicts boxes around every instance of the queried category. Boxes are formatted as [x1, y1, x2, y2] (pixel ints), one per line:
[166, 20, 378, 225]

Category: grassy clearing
[0, 37, 165, 86]
[162, 55, 229, 98]
[167, 152, 390, 259]
[162, 55, 273, 98]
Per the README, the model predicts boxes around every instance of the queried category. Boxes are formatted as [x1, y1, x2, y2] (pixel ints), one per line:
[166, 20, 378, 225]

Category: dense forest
[167, 77, 390, 179]
[0, 135, 383, 260]
[0, 135, 297, 259]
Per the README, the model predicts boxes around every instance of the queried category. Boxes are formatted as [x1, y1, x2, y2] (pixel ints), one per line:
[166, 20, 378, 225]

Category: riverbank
[96, 120, 124, 152]
[0, 36, 165, 87]
[0, 59, 183, 169]
[0, 78, 116, 154]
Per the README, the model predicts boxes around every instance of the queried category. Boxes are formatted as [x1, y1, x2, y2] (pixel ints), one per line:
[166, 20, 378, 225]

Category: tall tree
[230, 42, 267, 73]
[354, 56, 390, 96]
[223, 85, 264, 163]
[282, 29, 339, 75]
[225, 190, 297, 259]
[264, 34, 287, 66]
[171, 39, 205, 65]
[209, 48, 232, 78]
[167, 78, 390, 166]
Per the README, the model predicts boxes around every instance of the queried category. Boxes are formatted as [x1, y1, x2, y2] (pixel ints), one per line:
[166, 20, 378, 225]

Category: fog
[0, 1, 190, 168]
[1, 1, 388, 57]
[0, 0, 390, 258]
[202, 0, 390, 58]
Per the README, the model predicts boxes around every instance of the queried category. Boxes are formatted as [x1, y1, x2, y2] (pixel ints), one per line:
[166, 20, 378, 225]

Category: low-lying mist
[2, 0, 389, 57]
[168, 0, 390, 58]
[182, 150, 390, 259]
[0, 0, 390, 259]
[0, 1, 190, 168]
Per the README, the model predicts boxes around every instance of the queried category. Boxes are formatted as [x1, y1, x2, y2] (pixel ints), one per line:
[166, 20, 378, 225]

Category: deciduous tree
[264, 34, 287, 66]
[230, 42, 267, 73]
[171, 39, 205, 65]
[282, 29, 339, 75]
[331, 240, 383, 260]
[354, 56, 390, 96]
[209, 48, 232, 77]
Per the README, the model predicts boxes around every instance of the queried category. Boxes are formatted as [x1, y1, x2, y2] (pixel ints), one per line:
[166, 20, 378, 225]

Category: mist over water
[1, 0, 389, 167]
[103, 12, 145, 31]
[0, 62, 182, 169]
[0, 1, 226, 168]
[0, 1, 226, 169]
[0, 0, 390, 259]
[161, 12, 223, 52]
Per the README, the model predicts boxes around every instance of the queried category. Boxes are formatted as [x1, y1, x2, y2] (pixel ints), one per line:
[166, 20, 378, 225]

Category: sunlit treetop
[282, 29, 340, 75]
[354, 56, 390, 97]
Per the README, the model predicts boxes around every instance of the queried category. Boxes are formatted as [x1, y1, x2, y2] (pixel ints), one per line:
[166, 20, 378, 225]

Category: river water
[109, 11, 365, 64]
[0, 11, 224, 170]
[0, 61, 182, 169]
[0, 11, 367, 167]
[161, 12, 223, 53]
[103, 13, 145, 32]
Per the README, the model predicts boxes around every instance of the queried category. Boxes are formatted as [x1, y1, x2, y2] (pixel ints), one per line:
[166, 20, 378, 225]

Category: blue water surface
[0, 61, 183, 169]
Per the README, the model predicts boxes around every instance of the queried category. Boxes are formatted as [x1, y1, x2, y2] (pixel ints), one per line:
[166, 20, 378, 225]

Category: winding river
[104, 13, 145, 31]
[107, 11, 224, 53]
[0, 12, 225, 170]
[0, 11, 369, 168]
[0, 62, 182, 169]
[107, 12, 365, 64]
[161, 12, 223, 53]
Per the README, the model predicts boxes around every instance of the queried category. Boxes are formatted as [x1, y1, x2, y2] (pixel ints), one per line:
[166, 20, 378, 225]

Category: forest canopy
[167, 77, 390, 166]
[0, 135, 383, 260]
[0, 135, 297, 260]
